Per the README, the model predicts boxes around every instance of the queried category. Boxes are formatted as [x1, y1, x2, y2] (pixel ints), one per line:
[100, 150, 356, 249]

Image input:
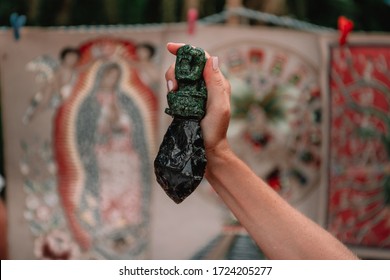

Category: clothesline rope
[0, 7, 335, 32]
[199, 7, 335, 32]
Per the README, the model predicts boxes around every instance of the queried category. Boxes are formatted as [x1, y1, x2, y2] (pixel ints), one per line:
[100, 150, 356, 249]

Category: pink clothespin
[187, 8, 198, 35]
[338, 16, 354, 46]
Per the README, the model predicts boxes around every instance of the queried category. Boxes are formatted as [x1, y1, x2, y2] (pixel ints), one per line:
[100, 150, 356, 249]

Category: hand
[164, 43, 232, 158]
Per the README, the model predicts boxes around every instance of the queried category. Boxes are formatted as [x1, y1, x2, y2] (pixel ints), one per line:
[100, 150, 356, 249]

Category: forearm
[205, 145, 358, 260]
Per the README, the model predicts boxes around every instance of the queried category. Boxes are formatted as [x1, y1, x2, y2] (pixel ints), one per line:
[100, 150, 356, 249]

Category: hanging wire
[199, 7, 335, 32]
[0, 7, 335, 33]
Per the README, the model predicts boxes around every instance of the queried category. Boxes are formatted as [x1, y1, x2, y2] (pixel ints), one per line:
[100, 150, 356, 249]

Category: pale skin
[165, 42, 358, 260]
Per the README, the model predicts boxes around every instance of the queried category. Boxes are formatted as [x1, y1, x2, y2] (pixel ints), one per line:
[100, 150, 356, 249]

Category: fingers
[201, 56, 231, 151]
[167, 42, 211, 59]
[165, 42, 186, 91]
[203, 56, 231, 112]
[164, 63, 177, 91]
[166, 42, 185, 55]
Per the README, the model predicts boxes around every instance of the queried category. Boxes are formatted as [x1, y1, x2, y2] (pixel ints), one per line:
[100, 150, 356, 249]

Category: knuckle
[214, 77, 224, 87]
[225, 81, 232, 96]
[221, 107, 231, 120]
[221, 95, 231, 116]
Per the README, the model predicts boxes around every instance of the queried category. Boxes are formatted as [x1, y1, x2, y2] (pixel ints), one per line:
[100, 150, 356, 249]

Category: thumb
[201, 56, 231, 152]
[203, 56, 230, 111]
[203, 56, 224, 89]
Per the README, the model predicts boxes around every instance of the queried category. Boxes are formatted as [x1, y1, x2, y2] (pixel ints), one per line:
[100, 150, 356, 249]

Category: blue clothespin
[10, 13, 26, 41]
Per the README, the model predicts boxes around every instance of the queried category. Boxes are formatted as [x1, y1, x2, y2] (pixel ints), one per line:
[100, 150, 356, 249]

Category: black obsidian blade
[154, 118, 207, 203]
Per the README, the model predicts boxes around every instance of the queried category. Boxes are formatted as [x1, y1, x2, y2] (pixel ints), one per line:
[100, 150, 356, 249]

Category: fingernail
[167, 42, 185, 46]
[167, 80, 174, 91]
[212, 56, 219, 71]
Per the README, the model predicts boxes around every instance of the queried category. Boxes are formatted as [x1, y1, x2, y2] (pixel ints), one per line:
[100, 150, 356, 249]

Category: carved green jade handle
[165, 45, 207, 120]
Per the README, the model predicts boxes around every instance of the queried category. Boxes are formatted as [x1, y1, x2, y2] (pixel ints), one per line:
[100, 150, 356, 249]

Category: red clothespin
[338, 16, 354, 46]
[187, 8, 198, 35]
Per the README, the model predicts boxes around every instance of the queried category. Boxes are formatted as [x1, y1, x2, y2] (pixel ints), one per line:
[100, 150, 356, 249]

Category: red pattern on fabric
[328, 45, 390, 248]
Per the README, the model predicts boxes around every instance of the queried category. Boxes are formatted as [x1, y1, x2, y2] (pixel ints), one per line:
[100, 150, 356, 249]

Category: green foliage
[0, 0, 389, 31]
[0, 0, 28, 26]
[117, 0, 148, 24]
[70, 0, 108, 25]
[37, 0, 69, 26]
[287, 0, 390, 31]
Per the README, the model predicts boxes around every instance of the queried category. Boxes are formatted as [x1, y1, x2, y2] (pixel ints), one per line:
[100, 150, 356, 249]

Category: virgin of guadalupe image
[77, 62, 145, 229]
[93, 64, 143, 229]
[54, 51, 157, 258]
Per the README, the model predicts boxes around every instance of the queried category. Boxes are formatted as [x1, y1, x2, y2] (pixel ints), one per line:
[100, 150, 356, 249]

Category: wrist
[205, 140, 235, 177]
[206, 139, 231, 159]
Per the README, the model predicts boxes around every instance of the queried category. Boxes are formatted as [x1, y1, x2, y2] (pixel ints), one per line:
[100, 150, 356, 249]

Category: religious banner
[0, 28, 161, 259]
[320, 35, 390, 259]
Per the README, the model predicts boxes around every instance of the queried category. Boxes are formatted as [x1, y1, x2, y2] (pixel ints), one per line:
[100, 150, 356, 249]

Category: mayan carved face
[175, 45, 206, 82]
